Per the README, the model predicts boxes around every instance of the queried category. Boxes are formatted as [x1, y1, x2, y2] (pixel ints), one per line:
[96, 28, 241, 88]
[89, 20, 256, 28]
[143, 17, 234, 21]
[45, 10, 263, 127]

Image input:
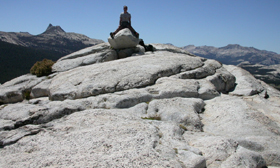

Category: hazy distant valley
[182, 44, 280, 90]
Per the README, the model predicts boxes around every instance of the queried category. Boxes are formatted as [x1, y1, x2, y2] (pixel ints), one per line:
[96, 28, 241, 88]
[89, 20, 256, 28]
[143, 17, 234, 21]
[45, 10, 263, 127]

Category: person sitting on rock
[110, 6, 139, 39]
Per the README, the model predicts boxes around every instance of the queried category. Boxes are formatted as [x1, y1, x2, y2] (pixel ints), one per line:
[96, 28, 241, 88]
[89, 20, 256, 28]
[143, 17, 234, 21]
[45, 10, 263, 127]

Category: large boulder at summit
[1, 43, 280, 167]
[108, 28, 140, 49]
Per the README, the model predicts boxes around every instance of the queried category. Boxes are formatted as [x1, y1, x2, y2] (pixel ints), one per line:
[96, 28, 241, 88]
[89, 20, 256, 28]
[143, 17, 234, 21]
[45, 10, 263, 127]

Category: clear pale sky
[1, 0, 280, 54]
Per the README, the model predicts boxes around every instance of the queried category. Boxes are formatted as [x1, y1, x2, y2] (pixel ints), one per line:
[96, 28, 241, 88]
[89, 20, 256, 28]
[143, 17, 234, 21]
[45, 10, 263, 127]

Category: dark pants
[113, 21, 137, 35]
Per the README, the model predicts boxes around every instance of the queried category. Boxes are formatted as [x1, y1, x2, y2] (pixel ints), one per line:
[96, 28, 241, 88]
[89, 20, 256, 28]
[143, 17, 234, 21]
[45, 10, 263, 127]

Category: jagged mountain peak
[220, 44, 242, 50]
[47, 23, 53, 29]
[42, 23, 66, 34]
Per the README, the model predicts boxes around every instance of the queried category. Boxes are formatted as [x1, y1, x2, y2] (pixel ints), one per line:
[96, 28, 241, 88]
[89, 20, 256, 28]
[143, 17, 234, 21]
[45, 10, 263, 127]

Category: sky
[1, 0, 280, 54]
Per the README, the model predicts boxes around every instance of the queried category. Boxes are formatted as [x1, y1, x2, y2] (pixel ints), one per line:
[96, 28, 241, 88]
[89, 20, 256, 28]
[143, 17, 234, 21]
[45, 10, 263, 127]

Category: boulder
[108, 28, 140, 49]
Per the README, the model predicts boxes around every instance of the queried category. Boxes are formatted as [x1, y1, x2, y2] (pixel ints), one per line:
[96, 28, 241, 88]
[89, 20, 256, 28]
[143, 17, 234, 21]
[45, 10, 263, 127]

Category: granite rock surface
[1, 43, 280, 168]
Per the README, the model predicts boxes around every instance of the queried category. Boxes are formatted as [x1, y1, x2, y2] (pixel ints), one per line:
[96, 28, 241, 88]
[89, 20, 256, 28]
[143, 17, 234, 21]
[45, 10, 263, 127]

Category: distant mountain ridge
[0, 23, 104, 55]
[182, 44, 280, 90]
[183, 44, 280, 65]
[0, 24, 104, 83]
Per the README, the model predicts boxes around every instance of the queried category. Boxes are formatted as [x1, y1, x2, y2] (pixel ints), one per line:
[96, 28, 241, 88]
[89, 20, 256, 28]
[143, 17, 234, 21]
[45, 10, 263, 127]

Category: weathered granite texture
[108, 28, 140, 49]
[1, 43, 280, 168]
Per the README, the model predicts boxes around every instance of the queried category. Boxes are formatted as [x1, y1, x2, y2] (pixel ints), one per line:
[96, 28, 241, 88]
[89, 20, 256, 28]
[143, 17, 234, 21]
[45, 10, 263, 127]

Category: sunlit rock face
[1, 43, 280, 168]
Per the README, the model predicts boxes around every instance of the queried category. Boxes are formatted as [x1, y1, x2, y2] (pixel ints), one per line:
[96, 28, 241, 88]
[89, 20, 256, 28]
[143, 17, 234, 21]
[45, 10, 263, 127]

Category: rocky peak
[219, 44, 244, 50]
[42, 23, 66, 35]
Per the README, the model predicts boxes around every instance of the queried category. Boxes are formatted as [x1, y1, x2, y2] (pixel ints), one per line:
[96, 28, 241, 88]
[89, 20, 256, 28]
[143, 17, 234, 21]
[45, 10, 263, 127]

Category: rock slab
[1, 43, 280, 167]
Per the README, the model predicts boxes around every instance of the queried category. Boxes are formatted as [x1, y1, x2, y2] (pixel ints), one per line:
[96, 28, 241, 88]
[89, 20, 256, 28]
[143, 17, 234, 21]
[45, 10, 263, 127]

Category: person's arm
[129, 17, 131, 25]
[119, 15, 122, 26]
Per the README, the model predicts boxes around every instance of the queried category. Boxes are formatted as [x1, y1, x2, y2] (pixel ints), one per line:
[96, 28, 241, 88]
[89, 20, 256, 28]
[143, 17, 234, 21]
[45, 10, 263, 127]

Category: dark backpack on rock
[139, 39, 154, 52]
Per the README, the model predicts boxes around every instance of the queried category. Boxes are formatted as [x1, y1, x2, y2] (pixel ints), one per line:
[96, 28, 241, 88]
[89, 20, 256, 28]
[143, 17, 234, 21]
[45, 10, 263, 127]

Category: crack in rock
[0, 125, 42, 148]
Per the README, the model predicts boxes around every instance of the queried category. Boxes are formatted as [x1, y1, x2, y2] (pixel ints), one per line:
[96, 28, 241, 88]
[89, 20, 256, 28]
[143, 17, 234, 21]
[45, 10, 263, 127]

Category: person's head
[123, 6, 128, 12]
